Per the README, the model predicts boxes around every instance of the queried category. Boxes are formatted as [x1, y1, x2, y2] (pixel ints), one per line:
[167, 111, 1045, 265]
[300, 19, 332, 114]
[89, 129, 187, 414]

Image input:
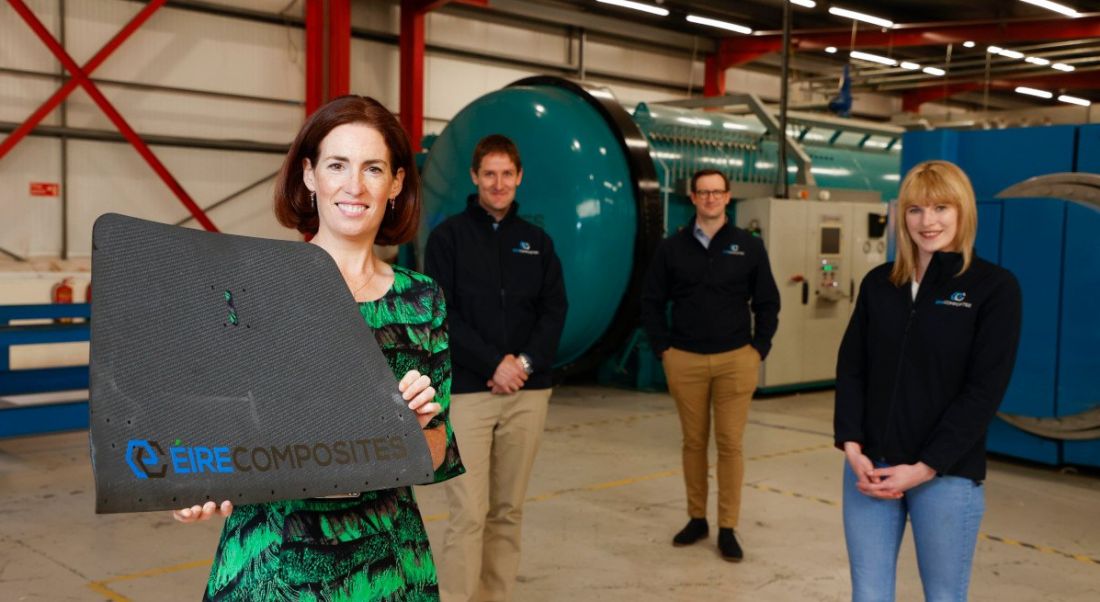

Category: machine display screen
[821, 226, 841, 254]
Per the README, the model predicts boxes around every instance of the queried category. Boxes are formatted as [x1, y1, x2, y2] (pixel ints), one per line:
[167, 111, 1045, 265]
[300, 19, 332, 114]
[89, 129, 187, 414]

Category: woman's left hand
[399, 370, 441, 428]
[858, 462, 936, 499]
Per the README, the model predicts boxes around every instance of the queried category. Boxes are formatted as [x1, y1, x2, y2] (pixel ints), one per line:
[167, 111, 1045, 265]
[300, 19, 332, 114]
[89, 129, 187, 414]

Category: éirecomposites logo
[124, 437, 409, 481]
[935, 291, 972, 308]
[722, 243, 745, 256]
[512, 240, 539, 255]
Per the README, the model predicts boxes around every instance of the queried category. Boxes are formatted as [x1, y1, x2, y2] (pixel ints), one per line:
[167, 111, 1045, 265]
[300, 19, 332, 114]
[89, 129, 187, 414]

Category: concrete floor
[1, 385, 1098, 601]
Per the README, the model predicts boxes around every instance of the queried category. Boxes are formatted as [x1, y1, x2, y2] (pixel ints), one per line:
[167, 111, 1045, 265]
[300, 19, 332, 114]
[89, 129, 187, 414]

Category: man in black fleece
[641, 169, 780, 562]
[426, 134, 566, 602]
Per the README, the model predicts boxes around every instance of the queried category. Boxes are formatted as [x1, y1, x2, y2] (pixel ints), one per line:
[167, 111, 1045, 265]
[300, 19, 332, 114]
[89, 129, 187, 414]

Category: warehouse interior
[2, 1, 1099, 600]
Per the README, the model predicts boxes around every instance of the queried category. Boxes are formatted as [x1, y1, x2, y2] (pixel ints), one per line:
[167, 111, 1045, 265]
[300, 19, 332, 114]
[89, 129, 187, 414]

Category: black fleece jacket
[424, 196, 567, 394]
[641, 218, 780, 358]
[834, 251, 1022, 482]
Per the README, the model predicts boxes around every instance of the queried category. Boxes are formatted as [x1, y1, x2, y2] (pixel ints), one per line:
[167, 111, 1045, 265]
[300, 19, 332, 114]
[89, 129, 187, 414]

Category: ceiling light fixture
[987, 46, 1003, 54]
[825, 46, 838, 54]
[685, 14, 753, 34]
[1057, 94, 1091, 106]
[1016, 86, 1053, 99]
[1019, 0, 1081, 18]
[1025, 56, 1052, 66]
[850, 50, 897, 66]
[791, 0, 817, 7]
[1052, 62, 1075, 71]
[900, 61, 921, 70]
[963, 41, 976, 48]
[922, 66, 946, 76]
[998, 49, 1025, 59]
[595, 0, 669, 17]
[828, 6, 894, 29]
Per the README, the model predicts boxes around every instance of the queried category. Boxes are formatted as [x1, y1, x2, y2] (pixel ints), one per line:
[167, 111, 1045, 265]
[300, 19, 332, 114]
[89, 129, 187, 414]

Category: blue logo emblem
[512, 241, 539, 255]
[935, 290, 972, 308]
[126, 439, 167, 479]
[722, 244, 745, 256]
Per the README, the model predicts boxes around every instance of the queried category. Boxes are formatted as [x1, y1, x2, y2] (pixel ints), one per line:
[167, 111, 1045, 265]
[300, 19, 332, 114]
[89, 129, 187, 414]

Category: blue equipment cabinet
[902, 125, 1100, 468]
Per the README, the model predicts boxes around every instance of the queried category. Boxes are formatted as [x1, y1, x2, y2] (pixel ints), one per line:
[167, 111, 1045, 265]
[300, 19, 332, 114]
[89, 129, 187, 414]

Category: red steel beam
[305, 0, 324, 116]
[715, 14, 1100, 70]
[8, 0, 218, 232]
[399, 0, 487, 152]
[902, 72, 1100, 112]
[704, 55, 726, 96]
[0, 0, 166, 162]
[305, 0, 350, 117]
[399, 1, 426, 152]
[717, 14, 1100, 63]
[327, 0, 350, 102]
[707, 15, 1100, 97]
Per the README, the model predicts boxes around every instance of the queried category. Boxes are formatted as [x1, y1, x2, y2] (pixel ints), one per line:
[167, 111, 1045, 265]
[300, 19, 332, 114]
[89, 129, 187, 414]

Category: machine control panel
[817, 220, 847, 302]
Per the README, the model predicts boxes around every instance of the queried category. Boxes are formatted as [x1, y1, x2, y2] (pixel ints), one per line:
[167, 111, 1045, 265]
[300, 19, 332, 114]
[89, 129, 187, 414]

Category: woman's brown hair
[274, 95, 420, 245]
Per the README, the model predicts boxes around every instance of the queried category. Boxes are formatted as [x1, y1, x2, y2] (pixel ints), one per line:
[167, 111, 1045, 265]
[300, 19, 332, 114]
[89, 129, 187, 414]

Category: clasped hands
[172, 369, 440, 523]
[843, 442, 935, 500]
[487, 353, 528, 395]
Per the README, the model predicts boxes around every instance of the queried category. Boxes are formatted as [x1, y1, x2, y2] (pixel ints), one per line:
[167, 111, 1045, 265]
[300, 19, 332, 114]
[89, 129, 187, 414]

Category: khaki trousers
[662, 345, 760, 529]
[439, 388, 552, 602]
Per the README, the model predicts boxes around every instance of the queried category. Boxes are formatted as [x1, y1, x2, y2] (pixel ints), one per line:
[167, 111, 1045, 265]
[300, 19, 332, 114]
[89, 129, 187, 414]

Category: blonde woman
[834, 160, 1022, 601]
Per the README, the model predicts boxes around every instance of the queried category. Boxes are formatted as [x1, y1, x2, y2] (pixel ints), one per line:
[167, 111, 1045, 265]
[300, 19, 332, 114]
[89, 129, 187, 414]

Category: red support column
[327, 0, 350, 101]
[399, 2, 426, 152]
[305, 0, 324, 116]
[703, 55, 725, 97]
[397, 1, 486, 152]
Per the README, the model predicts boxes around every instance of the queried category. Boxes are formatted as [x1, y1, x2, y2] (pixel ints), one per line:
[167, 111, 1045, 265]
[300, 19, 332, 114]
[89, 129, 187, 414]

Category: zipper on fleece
[880, 296, 917, 461]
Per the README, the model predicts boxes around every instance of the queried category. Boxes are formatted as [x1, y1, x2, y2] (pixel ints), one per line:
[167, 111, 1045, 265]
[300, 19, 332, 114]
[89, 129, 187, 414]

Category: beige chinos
[662, 344, 760, 529]
[439, 387, 552, 602]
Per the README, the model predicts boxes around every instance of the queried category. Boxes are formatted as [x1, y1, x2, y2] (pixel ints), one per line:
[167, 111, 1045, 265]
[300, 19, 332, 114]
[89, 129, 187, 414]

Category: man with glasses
[641, 169, 780, 562]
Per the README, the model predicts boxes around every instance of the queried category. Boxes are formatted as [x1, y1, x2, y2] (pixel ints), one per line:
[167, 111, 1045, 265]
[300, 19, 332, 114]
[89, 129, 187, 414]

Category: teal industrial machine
[418, 76, 901, 385]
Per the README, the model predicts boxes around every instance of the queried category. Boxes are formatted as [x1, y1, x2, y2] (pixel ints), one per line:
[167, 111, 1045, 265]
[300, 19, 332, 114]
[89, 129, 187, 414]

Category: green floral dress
[203, 265, 464, 601]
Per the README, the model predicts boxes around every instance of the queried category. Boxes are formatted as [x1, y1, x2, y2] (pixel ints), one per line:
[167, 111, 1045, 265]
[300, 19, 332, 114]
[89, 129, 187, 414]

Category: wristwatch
[517, 353, 534, 375]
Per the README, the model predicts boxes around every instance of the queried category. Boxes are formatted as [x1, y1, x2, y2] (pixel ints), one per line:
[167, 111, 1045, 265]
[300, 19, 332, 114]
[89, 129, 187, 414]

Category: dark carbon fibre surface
[89, 214, 433, 514]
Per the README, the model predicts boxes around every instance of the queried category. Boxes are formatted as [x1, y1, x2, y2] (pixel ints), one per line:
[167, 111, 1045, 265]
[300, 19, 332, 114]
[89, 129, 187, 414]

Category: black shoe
[718, 528, 743, 562]
[672, 518, 709, 546]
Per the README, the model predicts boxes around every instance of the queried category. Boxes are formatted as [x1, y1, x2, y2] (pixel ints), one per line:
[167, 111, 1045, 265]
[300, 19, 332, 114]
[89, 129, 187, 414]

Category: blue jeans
[842, 461, 985, 602]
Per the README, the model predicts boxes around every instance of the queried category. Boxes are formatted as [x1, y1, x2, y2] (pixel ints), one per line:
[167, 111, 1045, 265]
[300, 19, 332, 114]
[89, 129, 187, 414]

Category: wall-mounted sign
[30, 182, 61, 197]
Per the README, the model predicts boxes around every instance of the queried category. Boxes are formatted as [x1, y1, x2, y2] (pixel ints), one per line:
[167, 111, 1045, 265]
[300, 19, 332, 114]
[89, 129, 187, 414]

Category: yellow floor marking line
[979, 533, 1100, 566]
[543, 410, 677, 433]
[745, 483, 1100, 568]
[747, 443, 834, 462]
[745, 482, 838, 507]
[87, 559, 213, 601]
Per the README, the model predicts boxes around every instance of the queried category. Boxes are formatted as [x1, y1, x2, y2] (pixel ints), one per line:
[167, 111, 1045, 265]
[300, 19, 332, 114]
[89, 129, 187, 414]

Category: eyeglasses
[693, 189, 729, 199]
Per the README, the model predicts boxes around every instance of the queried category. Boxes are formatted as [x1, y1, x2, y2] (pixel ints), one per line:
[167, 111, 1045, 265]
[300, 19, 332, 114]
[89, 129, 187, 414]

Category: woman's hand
[843, 441, 877, 485]
[859, 462, 936, 499]
[400, 370, 441, 428]
[843, 441, 899, 500]
[172, 500, 233, 523]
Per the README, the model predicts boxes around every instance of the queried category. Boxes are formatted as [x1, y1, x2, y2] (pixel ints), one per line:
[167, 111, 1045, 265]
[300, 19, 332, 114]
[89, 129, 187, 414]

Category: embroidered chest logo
[935, 291, 973, 308]
[512, 240, 540, 255]
[723, 243, 745, 256]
